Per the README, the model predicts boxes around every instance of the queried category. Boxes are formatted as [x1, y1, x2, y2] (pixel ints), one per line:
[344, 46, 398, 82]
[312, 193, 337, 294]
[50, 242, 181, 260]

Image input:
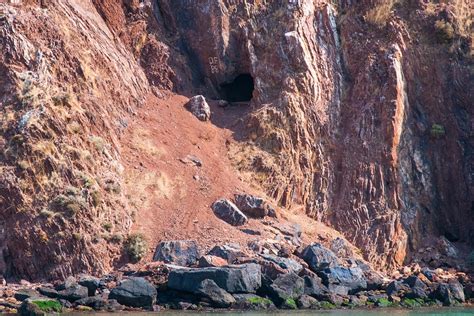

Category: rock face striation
[0, 0, 472, 281]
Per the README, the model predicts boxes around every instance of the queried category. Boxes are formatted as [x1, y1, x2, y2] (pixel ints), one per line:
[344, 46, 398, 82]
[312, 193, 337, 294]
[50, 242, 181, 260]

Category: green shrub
[430, 123, 445, 138]
[124, 233, 147, 262]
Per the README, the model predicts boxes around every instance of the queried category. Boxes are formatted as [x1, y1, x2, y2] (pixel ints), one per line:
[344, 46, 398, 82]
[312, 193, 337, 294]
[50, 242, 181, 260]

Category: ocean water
[66, 307, 474, 315]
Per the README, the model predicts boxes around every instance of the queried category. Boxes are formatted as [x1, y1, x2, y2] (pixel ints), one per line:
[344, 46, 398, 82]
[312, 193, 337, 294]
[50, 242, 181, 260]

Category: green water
[67, 307, 474, 315]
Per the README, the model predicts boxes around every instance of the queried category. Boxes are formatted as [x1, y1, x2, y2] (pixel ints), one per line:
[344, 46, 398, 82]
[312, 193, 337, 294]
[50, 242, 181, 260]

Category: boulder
[432, 283, 455, 306]
[386, 280, 411, 296]
[403, 276, 428, 299]
[297, 294, 318, 309]
[198, 255, 228, 267]
[74, 296, 108, 310]
[303, 275, 328, 298]
[185, 95, 211, 121]
[234, 194, 270, 218]
[195, 279, 235, 308]
[37, 287, 58, 299]
[109, 277, 157, 308]
[168, 263, 261, 293]
[327, 284, 350, 296]
[300, 243, 339, 271]
[448, 279, 465, 302]
[266, 272, 304, 306]
[78, 274, 101, 296]
[14, 289, 42, 301]
[57, 284, 88, 302]
[212, 199, 248, 226]
[153, 240, 200, 266]
[319, 267, 367, 294]
[260, 254, 303, 274]
[208, 244, 246, 263]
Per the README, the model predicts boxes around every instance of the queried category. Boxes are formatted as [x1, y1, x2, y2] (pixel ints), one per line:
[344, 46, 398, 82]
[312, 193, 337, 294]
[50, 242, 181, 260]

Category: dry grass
[365, 1, 398, 28]
[125, 170, 174, 212]
[434, 20, 455, 43]
[131, 128, 165, 157]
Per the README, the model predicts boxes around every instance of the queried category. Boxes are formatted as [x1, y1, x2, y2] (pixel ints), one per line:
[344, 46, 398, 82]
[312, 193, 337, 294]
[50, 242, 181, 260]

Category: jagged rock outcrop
[0, 1, 148, 279]
[150, 0, 473, 269]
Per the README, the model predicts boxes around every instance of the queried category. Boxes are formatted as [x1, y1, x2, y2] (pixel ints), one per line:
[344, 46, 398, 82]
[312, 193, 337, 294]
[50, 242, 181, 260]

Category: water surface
[67, 307, 474, 316]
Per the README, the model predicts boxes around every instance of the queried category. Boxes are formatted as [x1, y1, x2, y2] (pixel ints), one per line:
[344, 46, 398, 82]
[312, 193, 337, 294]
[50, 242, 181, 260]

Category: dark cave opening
[220, 73, 254, 102]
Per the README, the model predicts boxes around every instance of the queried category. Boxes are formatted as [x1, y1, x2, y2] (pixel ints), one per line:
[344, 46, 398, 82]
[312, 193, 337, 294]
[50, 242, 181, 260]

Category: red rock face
[150, 0, 472, 269]
[0, 0, 472, 280]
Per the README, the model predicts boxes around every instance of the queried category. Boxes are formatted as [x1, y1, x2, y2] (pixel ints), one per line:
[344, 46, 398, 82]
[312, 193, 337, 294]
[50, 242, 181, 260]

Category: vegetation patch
[320, 301, 336, 309]
[375, 297, 394, 307]
[401, 298, 424, 308]
[365, 0, 398, 28]
[282, 298, 297, 309]
[247, 296, 273, 306]
[125, 233, 147, 262]
[434, 20, 454, 43]
[32, 300, 62, 313]
[430, 123, 445, 138]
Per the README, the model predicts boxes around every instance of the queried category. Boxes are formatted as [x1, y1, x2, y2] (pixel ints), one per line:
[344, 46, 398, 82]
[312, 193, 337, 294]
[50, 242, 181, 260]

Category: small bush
[91, 190, 102, 207]
[105, 181, 121, 194]
[102, 222, 113, 232]
[17, 160, 29, 170]
[68, 121, 82, 134]
[50, 192, 87, 216]
[90, 136, 106, 153]
[72, 232, 82, 241]
[39, 209, 55, 218]
[124, 233, 147, 262]
[434, 20, 454, 43]
[430, 123, 445, 138]
[52, 93, 71, 107]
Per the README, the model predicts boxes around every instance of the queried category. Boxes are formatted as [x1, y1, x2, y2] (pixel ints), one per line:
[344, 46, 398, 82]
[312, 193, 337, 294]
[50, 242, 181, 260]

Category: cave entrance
[220, 73, 254, 103]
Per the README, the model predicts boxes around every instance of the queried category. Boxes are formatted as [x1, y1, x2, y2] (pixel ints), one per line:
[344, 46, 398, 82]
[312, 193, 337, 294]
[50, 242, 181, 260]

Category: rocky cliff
[0, 0, 472, 280]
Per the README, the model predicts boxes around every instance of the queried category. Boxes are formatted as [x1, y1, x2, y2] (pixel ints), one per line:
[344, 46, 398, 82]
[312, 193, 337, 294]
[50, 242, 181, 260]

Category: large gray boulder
[318, 266, 367, 294]
[185, 95, 211, 121]
[153, 240, 200, 266]
[195, 279, 235, 307]
[303, 275, 328, 299]
[300, 243, 339, 271]
[109, 277, 157, 308]
[208, 244, 246, 263]
[212, 199, 248, 226]
[260, 254, 303, 274]
[267, 272, 304, 307]
[57, 284, 89, 302]
[168, 263, 261, 293]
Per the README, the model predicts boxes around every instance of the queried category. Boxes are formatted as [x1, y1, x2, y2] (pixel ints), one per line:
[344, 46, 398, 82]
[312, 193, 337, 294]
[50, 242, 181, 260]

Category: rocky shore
[2, 239, 472, 315]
